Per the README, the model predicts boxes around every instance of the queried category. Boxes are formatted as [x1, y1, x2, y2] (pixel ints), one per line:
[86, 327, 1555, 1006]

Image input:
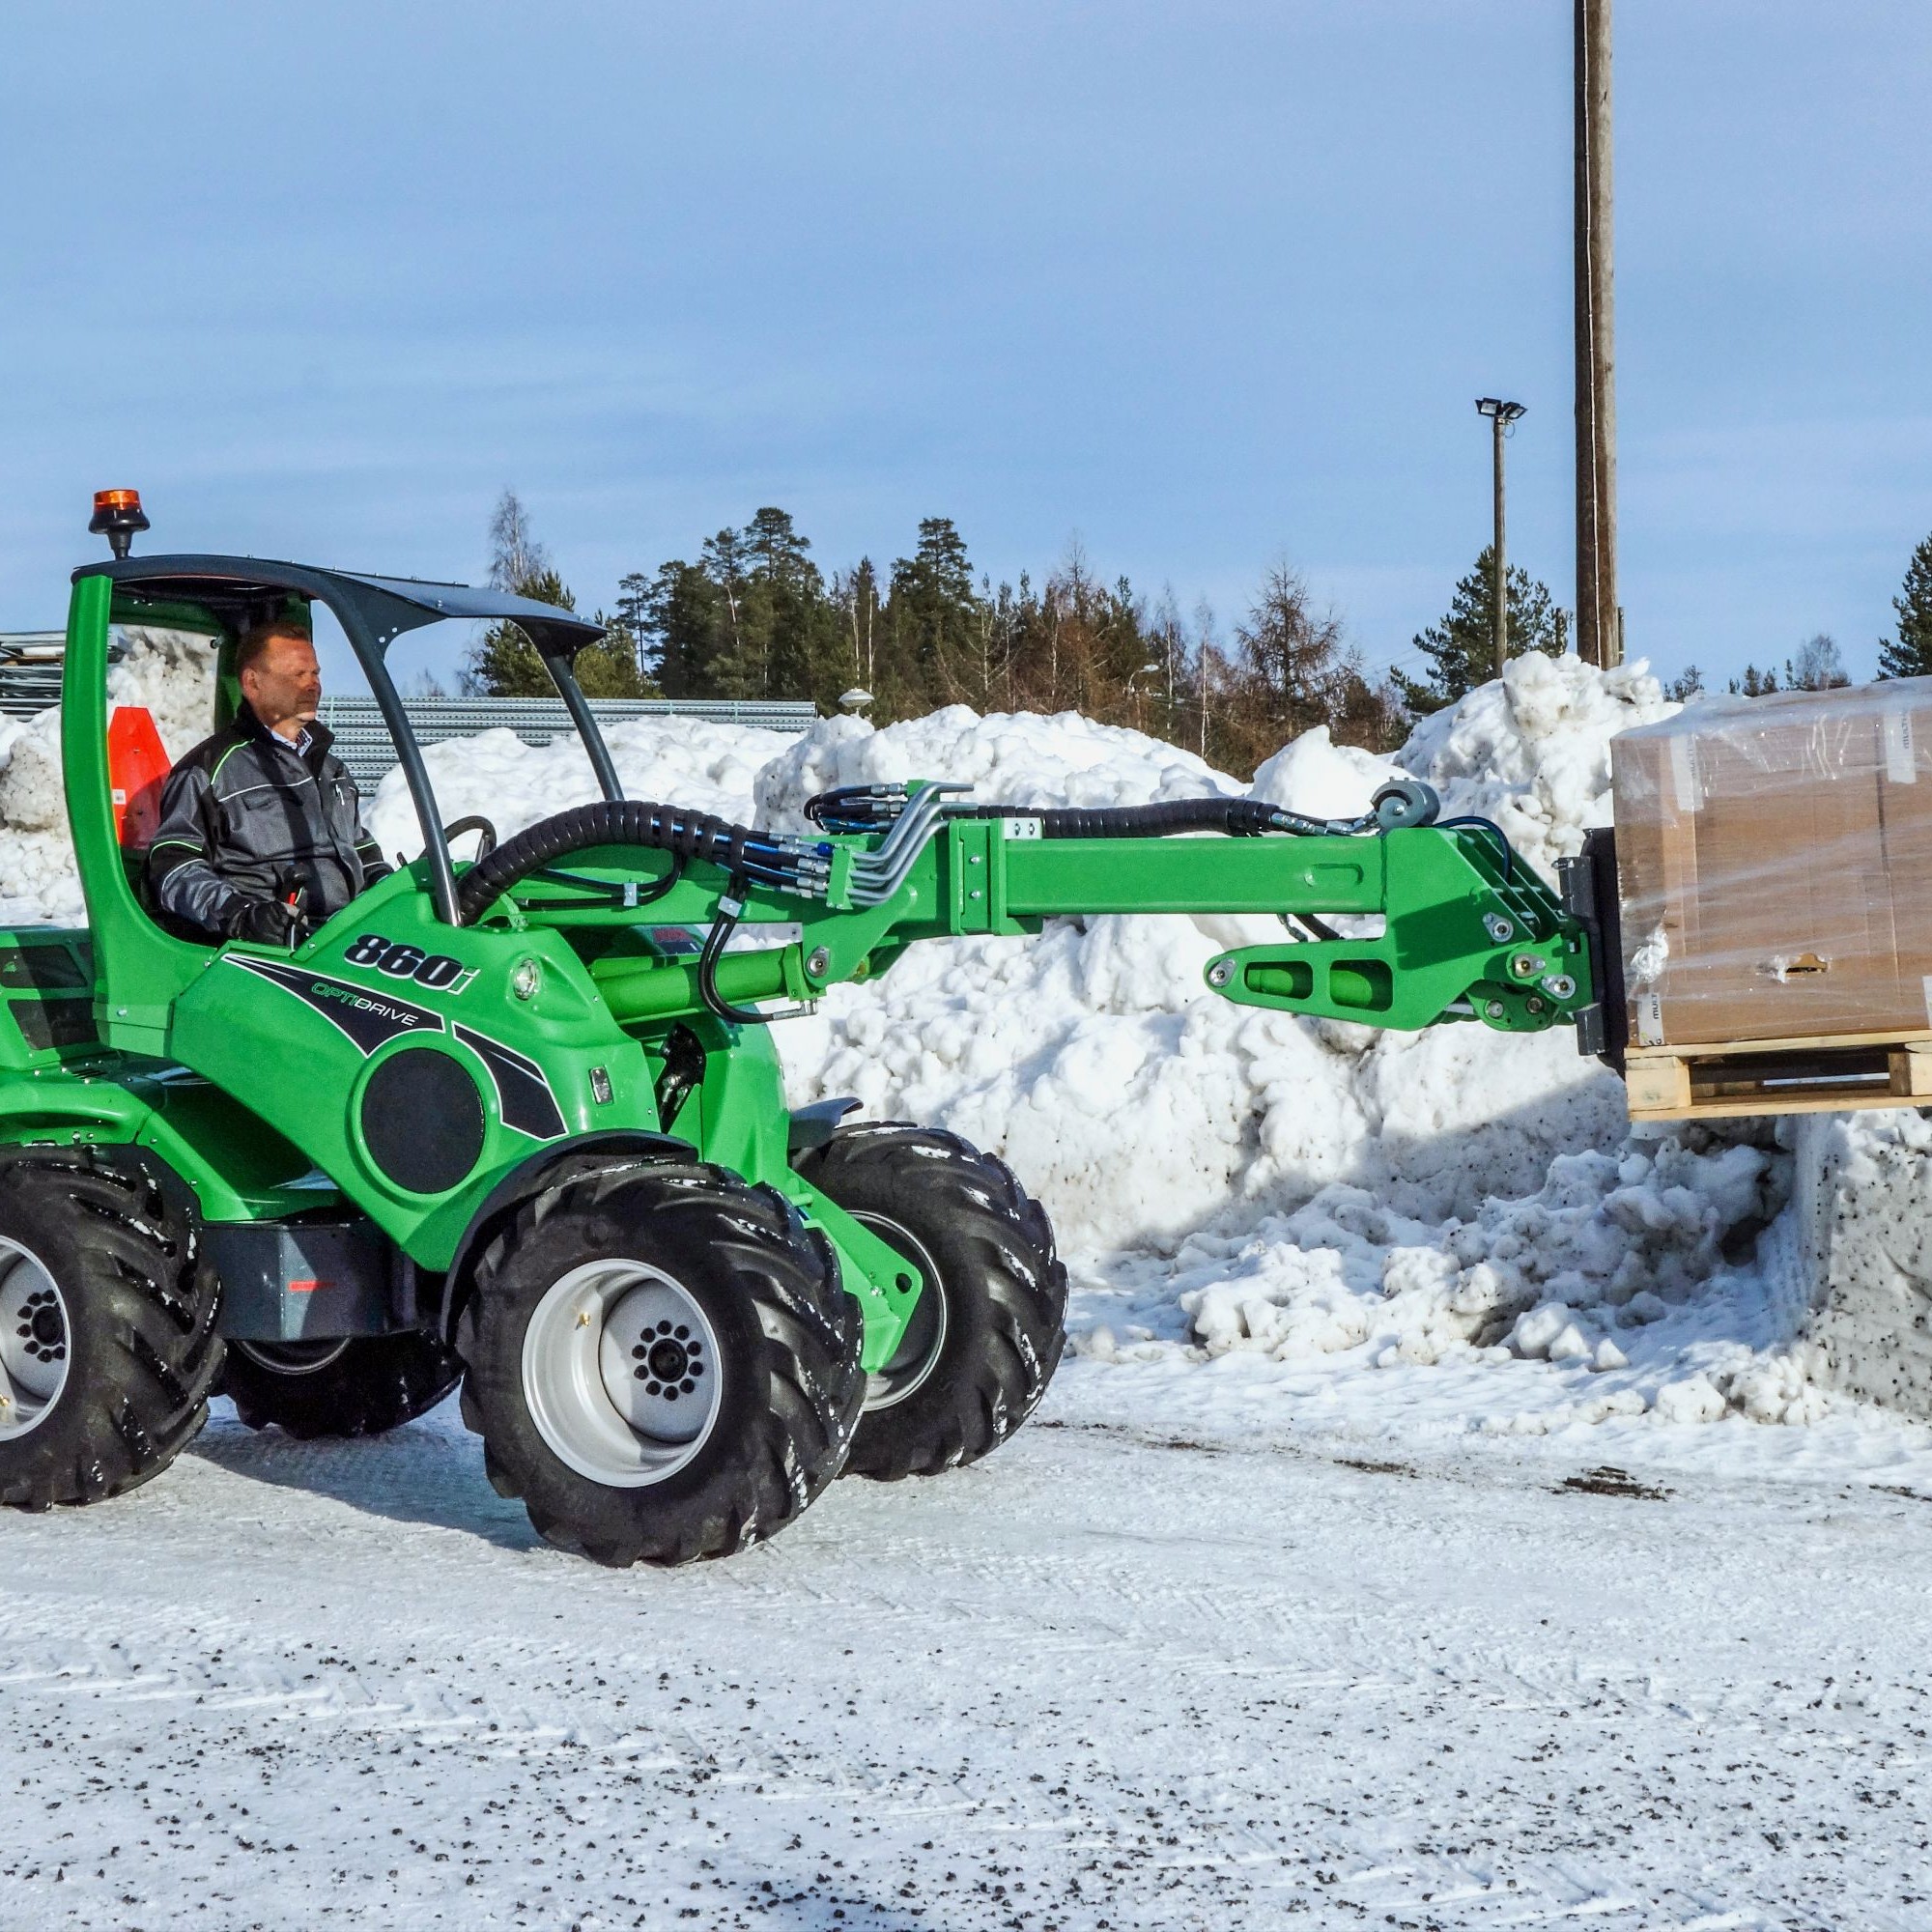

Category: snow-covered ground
[7, 648, 1932, 1923]
[10, 1403, 1932, 1929]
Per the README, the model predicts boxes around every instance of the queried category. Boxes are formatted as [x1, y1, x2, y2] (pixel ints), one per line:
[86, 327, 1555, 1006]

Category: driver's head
[235, 620, 322, 740]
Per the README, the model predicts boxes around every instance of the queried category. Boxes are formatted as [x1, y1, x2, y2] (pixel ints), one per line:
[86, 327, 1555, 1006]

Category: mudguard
[435, 1129, 695, 1343]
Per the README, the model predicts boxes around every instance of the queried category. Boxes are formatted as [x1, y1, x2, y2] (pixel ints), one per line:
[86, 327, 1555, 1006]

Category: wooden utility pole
[1575, 0, 1618, 667]
[1477, 398, 1526, 677]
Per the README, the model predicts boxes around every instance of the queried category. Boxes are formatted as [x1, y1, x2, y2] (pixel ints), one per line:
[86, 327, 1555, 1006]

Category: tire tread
[0, 1150, 222, 1511]
[795, 1124, 1066, 1482]
[456, 1158, 863, 1568]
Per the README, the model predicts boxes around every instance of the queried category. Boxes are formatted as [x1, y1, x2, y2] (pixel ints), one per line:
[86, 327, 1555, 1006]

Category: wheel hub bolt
[18, 1289, 65, 1361]
[632, 1319, 703, 1397]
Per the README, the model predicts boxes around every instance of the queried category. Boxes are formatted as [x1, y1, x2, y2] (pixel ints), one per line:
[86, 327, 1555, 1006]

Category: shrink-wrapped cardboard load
[1610, 679, 1932, 1051]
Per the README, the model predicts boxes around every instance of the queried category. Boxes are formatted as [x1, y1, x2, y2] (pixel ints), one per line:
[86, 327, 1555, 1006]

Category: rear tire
[0, 1151, 222, 1510]
[455, 1159, 864, 1567]
[222, 1332, 461, 1439]
[794, 1123, 1066, 1481]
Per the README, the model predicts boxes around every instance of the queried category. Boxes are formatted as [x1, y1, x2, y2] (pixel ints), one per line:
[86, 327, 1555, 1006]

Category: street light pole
[1475, 398, 1527, 679]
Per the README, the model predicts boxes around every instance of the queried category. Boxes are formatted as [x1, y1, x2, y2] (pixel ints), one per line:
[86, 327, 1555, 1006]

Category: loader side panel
[165, 890, 655, 1269]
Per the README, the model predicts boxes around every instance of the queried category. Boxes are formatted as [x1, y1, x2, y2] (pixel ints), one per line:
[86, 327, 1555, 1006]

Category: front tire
[794, 1124, 1066, 1481]
[455, 1159, 864, 1567]
[221, 1332, 462, 1439]
[0, 1151, 223, 1510]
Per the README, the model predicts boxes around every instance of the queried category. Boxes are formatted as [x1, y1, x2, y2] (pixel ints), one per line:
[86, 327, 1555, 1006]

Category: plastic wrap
[1611, 678, 1932, 1048]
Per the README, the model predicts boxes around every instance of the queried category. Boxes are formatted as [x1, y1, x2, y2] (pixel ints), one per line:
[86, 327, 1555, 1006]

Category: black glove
[220, 895, 310, 949]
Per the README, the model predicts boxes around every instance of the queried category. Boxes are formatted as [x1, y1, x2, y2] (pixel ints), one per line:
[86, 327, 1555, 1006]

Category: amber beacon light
[89, 488, 151, 559]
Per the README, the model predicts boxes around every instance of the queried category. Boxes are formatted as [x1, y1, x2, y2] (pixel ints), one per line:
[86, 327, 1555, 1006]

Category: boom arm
[499, 784, 1595, 1043]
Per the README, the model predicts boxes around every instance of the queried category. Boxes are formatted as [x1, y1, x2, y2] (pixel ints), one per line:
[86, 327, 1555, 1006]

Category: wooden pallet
[1626, 1029, 1932, 1122]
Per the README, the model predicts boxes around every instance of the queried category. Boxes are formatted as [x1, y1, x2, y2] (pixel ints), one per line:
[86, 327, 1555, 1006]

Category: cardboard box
[1611, 680, 1932, 1048]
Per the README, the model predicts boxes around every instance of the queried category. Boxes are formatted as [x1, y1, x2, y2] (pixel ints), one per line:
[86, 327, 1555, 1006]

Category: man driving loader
[147, 618, 389, 944]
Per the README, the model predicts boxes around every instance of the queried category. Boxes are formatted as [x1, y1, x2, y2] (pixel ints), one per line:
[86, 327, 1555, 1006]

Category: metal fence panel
[0, 634, 73, 719]
[317, 697, 819, 793]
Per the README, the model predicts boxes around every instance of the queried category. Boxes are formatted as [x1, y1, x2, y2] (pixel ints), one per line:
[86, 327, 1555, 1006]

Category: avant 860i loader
[0, 506, 1599, 1566]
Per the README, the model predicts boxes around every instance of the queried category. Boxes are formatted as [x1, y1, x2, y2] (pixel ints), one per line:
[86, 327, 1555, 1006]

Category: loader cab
[96, 591, 293, 894]
[64, 546, 615, 1056]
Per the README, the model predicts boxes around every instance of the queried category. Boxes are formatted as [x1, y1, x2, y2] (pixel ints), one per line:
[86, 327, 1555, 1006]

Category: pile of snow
[0, 645, 1878, 1438]
[755, 703, 1237, 826]
[0, 628, 217, 924]
[1101, 1123, 1819, 1432]
[365, 714, 781, 865]
[1399, 650, 1679, 872]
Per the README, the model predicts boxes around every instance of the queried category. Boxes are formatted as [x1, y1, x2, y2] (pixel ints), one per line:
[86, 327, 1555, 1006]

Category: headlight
[511, 957, 542, 1001]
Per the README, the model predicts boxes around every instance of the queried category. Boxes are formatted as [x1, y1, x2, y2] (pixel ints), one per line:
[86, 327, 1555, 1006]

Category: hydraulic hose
[513, 857, 687, 912]
[696, 875, 773, 1025]
[1437, 815, 1514, 880]
[456, 800, 773, 924]
[949, 798, 1302, 838]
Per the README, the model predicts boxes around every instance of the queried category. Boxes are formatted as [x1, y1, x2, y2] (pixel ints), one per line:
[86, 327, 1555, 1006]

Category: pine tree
[614, 571, 654, 685]
[635, 560, 721, 696]
[1726, 664, 1780, 696]
[573, 616, 654, 697]
[741, 508, 843, 706]
[1665, 666, 1704, 701]
[884, 518, 980, 708]
[1878, 534, 1932, 680]
[1397, 546, 1570, 715]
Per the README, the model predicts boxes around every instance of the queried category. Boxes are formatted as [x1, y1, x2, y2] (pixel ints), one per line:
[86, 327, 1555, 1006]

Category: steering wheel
[441, 814, 498, 861]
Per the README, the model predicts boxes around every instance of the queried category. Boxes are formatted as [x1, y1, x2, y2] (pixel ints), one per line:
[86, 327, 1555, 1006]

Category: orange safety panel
[108, 706, 172, 848]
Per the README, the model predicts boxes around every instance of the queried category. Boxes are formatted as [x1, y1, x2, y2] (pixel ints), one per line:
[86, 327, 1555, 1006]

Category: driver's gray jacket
[146, 705, 388, 935]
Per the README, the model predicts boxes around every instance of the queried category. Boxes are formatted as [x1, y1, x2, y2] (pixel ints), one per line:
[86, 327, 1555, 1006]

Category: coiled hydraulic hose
[456, 800, 798, 924]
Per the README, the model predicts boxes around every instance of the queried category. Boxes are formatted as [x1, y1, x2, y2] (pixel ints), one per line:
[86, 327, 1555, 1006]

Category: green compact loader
[0, 505, 1601, 1565]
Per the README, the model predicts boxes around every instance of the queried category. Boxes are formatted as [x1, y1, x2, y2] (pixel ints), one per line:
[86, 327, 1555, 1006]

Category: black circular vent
[360, 1047, 485, 1195]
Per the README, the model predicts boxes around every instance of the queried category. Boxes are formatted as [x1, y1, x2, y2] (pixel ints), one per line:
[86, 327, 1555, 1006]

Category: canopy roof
[74, 554, 607, 658]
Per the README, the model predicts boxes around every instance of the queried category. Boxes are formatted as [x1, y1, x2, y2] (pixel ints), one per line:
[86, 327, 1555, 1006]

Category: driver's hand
[220, 895, 311, 949]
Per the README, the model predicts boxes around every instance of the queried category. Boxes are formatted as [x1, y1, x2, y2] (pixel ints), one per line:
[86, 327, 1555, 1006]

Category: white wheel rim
[853, 1211, 949, 1412]
[521, 1260, 724, 1488]
[0, 1238, 70, 1441]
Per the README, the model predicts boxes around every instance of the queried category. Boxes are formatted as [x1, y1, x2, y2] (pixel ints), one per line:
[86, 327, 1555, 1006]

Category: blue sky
[2, 1, 1927, 697]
